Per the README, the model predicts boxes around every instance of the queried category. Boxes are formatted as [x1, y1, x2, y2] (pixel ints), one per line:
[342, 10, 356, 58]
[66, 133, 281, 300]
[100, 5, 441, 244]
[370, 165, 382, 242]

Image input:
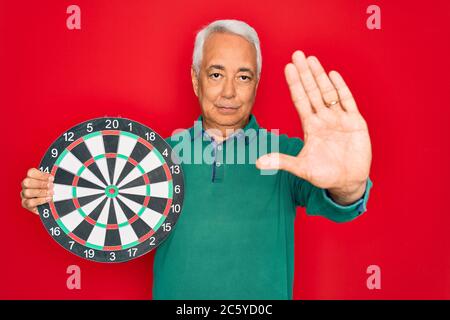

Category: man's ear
[191, 67, 199, 97]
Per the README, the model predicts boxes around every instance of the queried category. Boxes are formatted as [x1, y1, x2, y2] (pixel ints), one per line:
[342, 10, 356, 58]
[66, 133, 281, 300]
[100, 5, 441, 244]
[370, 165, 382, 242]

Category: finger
[22, 177, 53, 190]
[306, 56, 342, 112]
[27, 168, 54, 182]
[256, 153, 308, 179]
[22, 197, 52, 210]
[21, 198, 40, 215]
[285, 63, 313, 119]
[22, 188, 54, 199]
[292, 50, 327, 112]
[329, 70, 359, 113]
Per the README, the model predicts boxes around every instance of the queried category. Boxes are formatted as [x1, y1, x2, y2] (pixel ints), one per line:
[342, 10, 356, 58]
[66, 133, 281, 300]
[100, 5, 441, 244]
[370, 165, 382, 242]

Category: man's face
[191, 32, 259, 130]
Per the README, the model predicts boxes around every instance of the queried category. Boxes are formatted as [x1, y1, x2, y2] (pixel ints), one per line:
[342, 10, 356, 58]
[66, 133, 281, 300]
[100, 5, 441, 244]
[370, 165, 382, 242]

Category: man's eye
[210, 73, 221, 79]
[239, 75, 251, 81]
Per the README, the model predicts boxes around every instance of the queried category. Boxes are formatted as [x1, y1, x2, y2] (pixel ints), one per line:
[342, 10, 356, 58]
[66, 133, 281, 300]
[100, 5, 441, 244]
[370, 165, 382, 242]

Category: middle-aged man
[20, 19, 373, 299]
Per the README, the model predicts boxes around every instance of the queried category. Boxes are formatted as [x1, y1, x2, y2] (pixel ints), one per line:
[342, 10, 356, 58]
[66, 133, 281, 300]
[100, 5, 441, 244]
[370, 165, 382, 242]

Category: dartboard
[37, 117, 184, 263]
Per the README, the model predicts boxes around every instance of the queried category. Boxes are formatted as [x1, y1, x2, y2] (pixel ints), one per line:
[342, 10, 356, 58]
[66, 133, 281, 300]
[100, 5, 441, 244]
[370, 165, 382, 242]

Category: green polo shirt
[152, 114, 373, 300]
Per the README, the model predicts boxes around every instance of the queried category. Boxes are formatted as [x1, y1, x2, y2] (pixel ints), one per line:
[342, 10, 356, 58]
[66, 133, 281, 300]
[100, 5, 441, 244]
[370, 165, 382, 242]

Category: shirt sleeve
[285, 137, 373, 223]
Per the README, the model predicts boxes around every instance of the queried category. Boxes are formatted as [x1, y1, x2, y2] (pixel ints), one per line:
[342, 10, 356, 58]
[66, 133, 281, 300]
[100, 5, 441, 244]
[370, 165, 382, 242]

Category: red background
[1, 0, 449, 299]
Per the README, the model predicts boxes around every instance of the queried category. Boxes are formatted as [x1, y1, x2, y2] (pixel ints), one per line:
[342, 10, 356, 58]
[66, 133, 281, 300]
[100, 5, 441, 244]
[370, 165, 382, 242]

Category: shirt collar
[188, 114, 260, 145]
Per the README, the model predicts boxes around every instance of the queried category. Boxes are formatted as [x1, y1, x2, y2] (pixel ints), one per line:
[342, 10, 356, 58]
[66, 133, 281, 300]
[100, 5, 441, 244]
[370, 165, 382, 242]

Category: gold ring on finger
[325, 100, 339, 107]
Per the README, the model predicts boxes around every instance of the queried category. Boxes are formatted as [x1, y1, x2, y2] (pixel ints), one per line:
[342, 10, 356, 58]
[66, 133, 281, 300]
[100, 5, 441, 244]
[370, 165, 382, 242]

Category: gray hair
[192, 19, 262, 80]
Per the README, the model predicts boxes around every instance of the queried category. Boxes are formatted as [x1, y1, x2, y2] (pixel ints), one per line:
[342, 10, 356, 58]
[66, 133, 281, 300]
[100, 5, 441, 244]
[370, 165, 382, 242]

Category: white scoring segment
[112, 157, 127, 186]
[58, 210, 84, 232]
[58, 151, 106, 187]
[139, 150, 164, 173]
[149, 181, 170, 198]
[83, 134, 111, 185]
[119, 185, 148, 196]
[112, 198, 129, 225]
[58, 196, 105, 232]
[86, 225, 107, 247]
[52, 184, 74, 202]
[118, 224, 140, 246]
[76, 186, 105, 198]
[81, 195, 107, 217]
[96, 198, 111, 226]
[52, 184, 104, 202]
[113, 199, 139, 245]
[117, 195, 163, 229]
[113, 134, 138, 185]
[97, 157, 111, 185]
[117, 150, 163, 188]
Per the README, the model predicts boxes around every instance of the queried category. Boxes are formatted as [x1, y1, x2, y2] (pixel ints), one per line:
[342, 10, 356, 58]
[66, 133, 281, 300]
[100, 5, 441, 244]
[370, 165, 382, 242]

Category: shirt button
[216, 162, 221, 167]
[217, 145, 222, 151]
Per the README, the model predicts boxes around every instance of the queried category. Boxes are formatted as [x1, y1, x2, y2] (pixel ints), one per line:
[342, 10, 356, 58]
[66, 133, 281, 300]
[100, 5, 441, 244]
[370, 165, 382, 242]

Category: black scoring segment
[130, 218, 151, 238]
[87, 197, 108, 222]
[115, 162, 135, 186]
[71, 142, 94, 164]
[147, 166, 167, 184]
[129, 141, 151, 163]
[119, 175, 146, 190]
[72, 220, 95, 241]
[85, 162, 109, 186]
[116, 197, 139, 220]
[103, 135, 119, 154]
[53, 198, 77, 217]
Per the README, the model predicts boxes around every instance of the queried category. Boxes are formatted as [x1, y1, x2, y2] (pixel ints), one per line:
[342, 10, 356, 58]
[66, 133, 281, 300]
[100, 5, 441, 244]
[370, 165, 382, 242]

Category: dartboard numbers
[105, 119, 119, 129]
[63, 132, 74, 142]
[37, 117, 184, 263]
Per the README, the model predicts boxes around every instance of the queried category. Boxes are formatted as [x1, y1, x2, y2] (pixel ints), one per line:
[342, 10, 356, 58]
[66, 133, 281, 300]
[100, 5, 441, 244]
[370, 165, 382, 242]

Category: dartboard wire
[66, 147, 153, 236]
[117, 145, 168, 189]
[114, 195, 160, 245]
[54, 166, 104, 190]
[114, 131, 156, 187]
[67, 135, 110, 187]
[85, 221, 107, 250]
[99, 134, 115, 185]
[50, 193, 104, 221]
[81, 132, 113, 186]
[112, 131, 139, 185]
[53, 147, 107, 189]
[67, 195, 107, 232]
[51, 183, 103, 203]
[114, 196, 157, 247]
[51, 194, 107, 244]
[101, 198, 121, 251]
[116, 193, 172, 233]
[119, 169, 151, 194]
[111, 198, 140, 247]
[71, 197, 112, 250]
[40, 117, 185, 262]
[73, 168, 149, 233]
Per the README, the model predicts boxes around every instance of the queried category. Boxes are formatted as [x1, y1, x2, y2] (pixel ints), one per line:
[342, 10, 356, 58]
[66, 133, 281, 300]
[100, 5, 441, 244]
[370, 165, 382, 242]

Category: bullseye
[105, 185, 119, 198]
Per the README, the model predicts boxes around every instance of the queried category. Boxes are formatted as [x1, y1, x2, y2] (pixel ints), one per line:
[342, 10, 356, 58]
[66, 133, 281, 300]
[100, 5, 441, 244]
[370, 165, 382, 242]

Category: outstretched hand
[256, 51, 372, 205]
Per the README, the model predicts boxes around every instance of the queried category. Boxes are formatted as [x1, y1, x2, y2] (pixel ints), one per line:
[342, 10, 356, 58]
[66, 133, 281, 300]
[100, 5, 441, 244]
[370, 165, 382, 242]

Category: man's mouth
[215, 104, 241, 109]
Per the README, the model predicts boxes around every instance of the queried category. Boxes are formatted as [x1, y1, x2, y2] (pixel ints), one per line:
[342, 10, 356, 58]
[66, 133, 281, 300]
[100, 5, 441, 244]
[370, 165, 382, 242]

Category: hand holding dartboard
[34, 117, 184, 263]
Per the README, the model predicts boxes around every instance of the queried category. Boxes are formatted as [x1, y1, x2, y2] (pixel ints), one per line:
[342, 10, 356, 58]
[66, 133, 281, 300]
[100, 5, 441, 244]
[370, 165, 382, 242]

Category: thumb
[256, 153, 307, 177]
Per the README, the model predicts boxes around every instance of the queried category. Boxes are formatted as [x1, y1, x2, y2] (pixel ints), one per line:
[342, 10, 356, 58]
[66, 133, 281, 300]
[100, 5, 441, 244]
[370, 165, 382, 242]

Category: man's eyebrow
[207, 64, 225, 71]
[207, 65, 255, 76]
[237, 67, 255, 76]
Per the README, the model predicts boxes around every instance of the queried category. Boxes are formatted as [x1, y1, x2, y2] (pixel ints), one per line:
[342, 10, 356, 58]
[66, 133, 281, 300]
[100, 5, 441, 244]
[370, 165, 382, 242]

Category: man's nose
[221, 77, 236, 99]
